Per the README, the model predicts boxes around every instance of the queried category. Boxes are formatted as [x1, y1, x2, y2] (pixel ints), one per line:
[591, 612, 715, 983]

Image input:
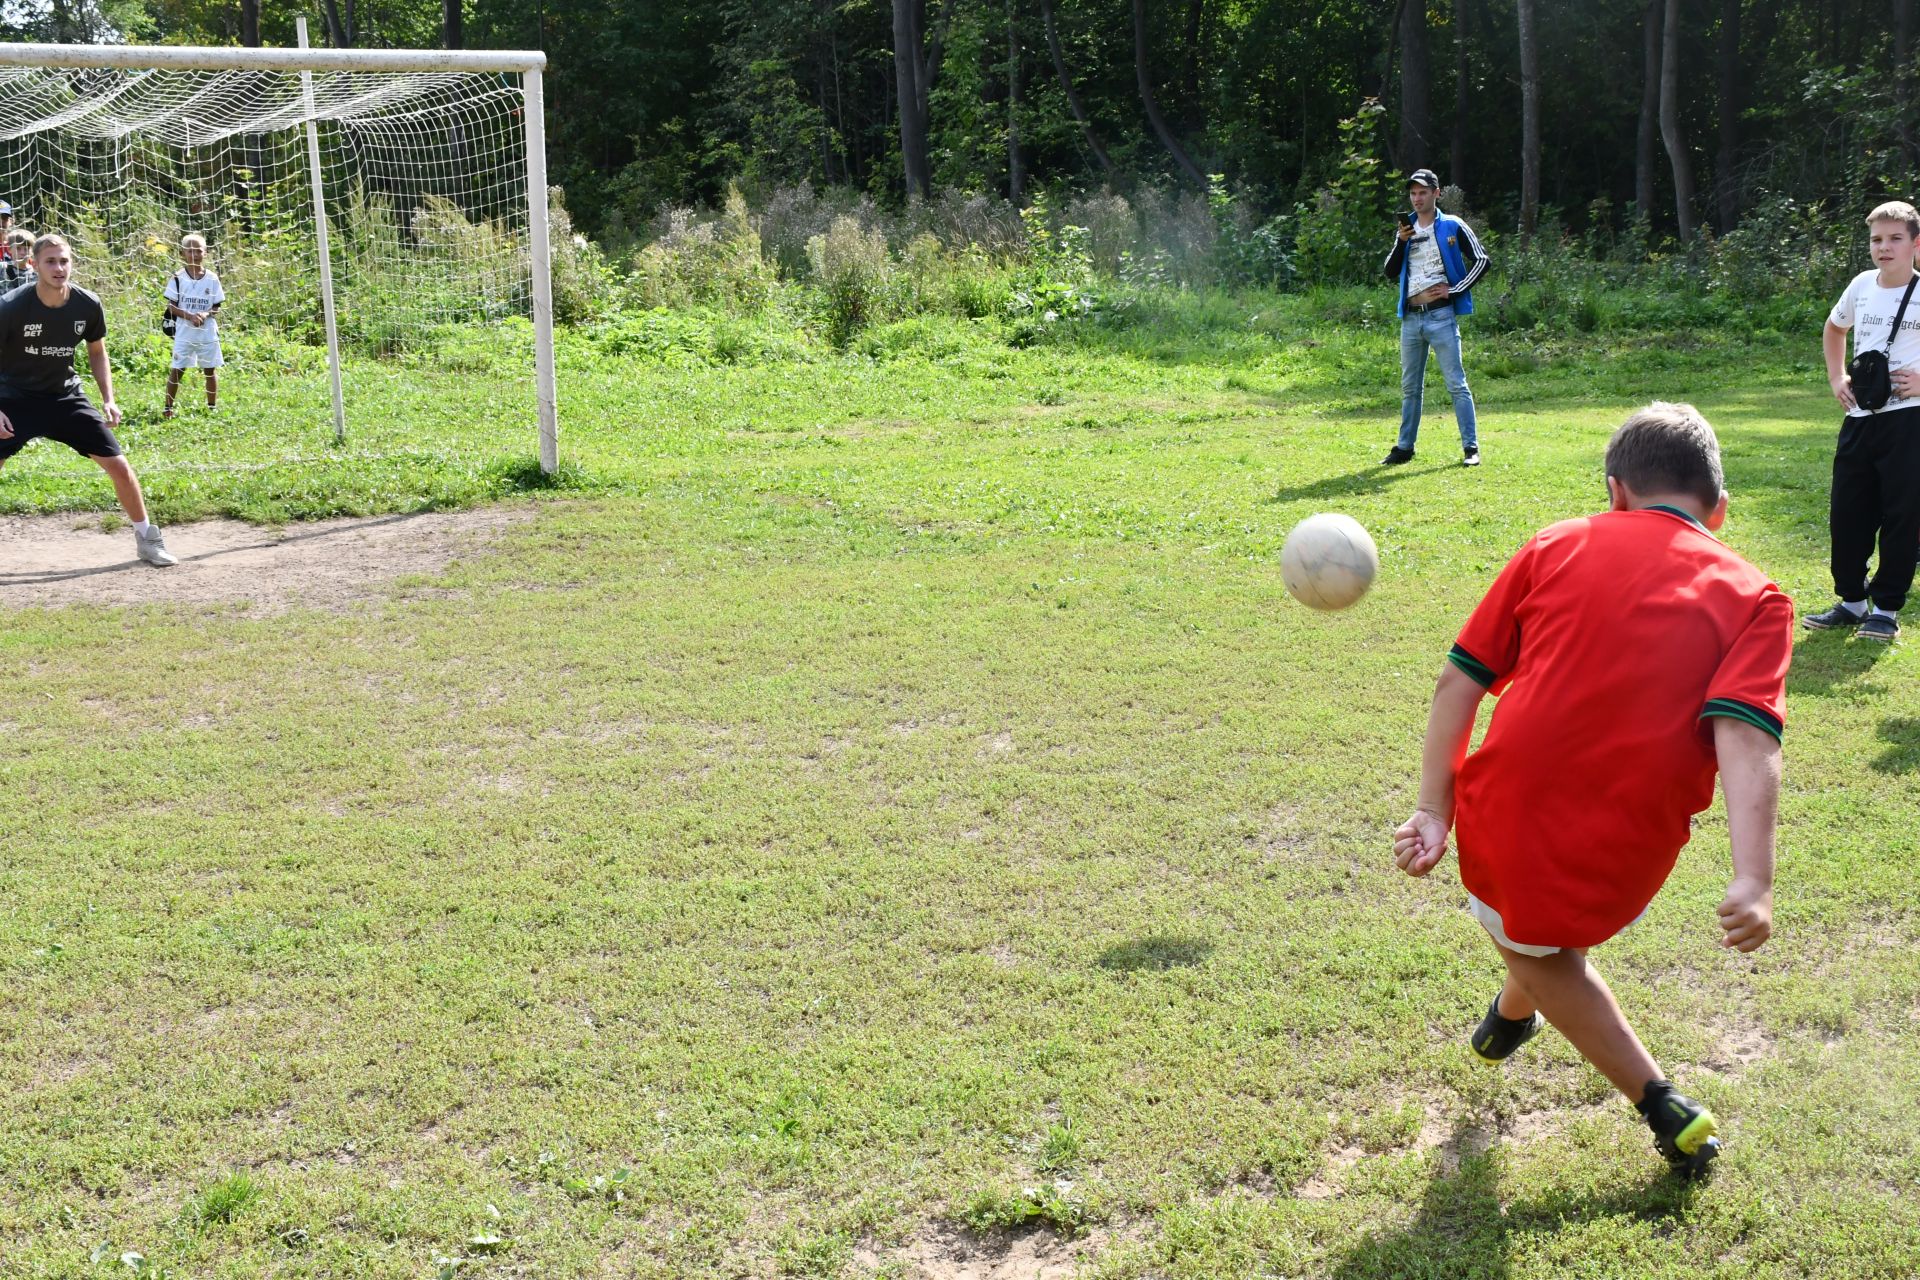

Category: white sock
[1841, 599, 1868, 617]
[1871, 607, 1897, 620]
[131, 520, 153, 537]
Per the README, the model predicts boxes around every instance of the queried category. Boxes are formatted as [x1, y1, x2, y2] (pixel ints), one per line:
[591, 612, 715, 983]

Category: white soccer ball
[1280, 513, 1379, 611]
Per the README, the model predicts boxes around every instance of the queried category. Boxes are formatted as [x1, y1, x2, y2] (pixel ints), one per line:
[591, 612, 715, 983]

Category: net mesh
[0, 65, 532, 356]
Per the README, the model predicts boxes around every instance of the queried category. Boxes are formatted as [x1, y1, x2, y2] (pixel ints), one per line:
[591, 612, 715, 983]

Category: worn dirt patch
[0, 508, 530, 613]
[854, 1225, 1112, 1280]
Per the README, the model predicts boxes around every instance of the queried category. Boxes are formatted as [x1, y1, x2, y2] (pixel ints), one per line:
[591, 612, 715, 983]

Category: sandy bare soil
[0, 507, 532, 613]
[853, 1225, 1120, 1280]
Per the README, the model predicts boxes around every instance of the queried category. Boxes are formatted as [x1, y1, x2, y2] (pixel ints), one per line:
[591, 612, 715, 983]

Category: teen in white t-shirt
[163, 233, 225, 418]
[1827, 266, 1920, 416]
[1803, 202, 1920, 642]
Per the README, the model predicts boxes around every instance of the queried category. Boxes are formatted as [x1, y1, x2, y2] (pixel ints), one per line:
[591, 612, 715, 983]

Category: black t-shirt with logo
[0, 283, 106, 397]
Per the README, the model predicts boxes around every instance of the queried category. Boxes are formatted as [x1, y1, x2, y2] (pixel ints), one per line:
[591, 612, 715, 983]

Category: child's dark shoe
[1637, 1080, 1720, 1178]
[1470, 995, 1545, 1064]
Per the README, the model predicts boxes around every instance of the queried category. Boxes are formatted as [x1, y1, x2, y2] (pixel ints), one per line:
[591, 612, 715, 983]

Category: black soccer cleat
[1801, 602, 1866, 631]
[1470, 995, 1545, 1064]
[1637, 1080, 1721, 1179]
[1380, 446, 1415, 465]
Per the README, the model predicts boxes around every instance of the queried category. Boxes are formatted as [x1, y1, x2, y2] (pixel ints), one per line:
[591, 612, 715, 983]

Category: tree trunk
[1008, 0, 1024, 202]
[1659, 0, 1696, 241]
[444, 0, 463, 49]
[321, 0, 351, 47]
[1713, 0, 1740, 232]
[1380, 0, 1404, 169]
[241, 0, 260, 46]
[1180, 0, 1204, 128]
[919, 0, 957, 148]
[1450, 0, 1470, 193]
[1040, 0, 1114, 173]
[1399, 0, 1432, 169]
[892, 0, 931, 197]
[1896, 0, 1917, 165]
[1635, 0, 1660, 217]
[1134, 0, 1207, 185]
[1516, 0, 1539, 237]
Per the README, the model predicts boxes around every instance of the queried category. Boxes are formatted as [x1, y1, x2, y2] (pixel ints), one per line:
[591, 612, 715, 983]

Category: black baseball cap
[1407, 169, 1440, 189]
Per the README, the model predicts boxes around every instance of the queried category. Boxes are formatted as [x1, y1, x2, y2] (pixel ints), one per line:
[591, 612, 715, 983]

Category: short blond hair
[1866, 201, 1920, 237]
[31, 232, 70, 260]
[180, 232, 207, 250]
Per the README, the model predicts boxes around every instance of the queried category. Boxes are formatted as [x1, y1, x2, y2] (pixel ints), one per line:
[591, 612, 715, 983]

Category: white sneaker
[135, 527, 178, 567]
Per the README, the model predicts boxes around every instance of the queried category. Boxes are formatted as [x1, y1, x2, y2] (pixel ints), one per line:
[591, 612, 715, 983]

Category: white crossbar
[0, 43, 545, 75]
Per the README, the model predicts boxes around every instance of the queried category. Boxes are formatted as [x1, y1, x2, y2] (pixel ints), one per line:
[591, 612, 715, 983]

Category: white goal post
[0, 36, 560, 473]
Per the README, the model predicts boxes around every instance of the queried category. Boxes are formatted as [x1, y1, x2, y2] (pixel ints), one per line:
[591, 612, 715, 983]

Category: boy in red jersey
[1393, 402, 1791, 1177]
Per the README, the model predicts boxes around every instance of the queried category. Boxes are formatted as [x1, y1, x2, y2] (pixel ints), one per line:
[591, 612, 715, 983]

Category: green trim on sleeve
[1448, 643, 1497, 688]
[1700, 698, 1784, 742]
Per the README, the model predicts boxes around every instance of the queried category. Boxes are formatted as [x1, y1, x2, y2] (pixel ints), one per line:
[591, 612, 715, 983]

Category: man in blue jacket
[1381, 169, 1489, 467]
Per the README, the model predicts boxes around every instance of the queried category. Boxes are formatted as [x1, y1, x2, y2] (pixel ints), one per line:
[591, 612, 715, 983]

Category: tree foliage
[4, 0, 1917, 244]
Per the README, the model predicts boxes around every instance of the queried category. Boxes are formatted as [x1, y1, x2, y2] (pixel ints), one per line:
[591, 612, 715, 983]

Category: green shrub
[626, 185, 778, 314]
[1292, 99, 1391, 285]
[806, 215, 894, 346]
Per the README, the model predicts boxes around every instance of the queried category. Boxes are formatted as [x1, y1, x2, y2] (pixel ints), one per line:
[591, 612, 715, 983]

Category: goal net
[0, 40, 557, 470]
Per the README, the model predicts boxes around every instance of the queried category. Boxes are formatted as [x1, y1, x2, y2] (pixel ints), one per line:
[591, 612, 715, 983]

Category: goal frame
[0, 37, 561, 473]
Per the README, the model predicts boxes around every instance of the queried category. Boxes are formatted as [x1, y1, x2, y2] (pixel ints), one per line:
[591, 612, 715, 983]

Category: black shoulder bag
[1847, 273, 1918, 412]
[160, 270, 182, 337]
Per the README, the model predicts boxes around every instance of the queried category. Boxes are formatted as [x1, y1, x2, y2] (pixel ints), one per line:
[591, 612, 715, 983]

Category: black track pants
[1829, 405, 1920, 612]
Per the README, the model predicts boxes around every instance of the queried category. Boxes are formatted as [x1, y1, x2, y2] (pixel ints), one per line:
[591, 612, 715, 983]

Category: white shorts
[1466, 893, 1647, 958]
[171, 322, 224, 369]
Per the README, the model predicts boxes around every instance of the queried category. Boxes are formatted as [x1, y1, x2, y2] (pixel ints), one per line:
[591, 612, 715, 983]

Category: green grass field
[3, 300, 1918, 1279]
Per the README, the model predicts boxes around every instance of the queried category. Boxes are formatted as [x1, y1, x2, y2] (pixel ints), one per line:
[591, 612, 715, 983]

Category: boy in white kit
[162, 233, 224, 418]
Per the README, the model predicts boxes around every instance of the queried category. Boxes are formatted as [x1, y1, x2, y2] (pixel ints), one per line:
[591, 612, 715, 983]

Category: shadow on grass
[1095, 935, 1212, 973]
[1265, 461, 1453, 506]
[1329, 1119, 1705, 1280]
[1787, 631, 1890, 696]
[1872, 717, 1920, 774]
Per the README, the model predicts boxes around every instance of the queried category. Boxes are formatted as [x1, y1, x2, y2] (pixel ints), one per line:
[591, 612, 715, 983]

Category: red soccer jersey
[1447, 506, 1792, 948]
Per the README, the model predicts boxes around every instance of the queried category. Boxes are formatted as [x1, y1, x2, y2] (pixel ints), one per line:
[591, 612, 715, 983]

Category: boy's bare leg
[94, 453, 149, 525]
[1495, 942, 1662, 1102]
[1495, 974, 1537, 1020]
[164, 369, 182, 417]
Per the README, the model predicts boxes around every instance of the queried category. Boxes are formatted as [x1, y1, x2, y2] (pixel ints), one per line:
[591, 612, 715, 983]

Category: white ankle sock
[131, 520, 153, 537]
[1841, 599, 1868, 617]
[1871, 607, 1897, 620]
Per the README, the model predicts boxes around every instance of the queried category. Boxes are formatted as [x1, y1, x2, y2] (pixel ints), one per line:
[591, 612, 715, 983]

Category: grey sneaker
[1858, 612, 1900, 642]
[135, 527, 178, 567]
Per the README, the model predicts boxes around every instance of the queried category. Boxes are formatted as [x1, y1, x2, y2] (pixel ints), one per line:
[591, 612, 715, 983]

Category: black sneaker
[1859, 612, 1900, 642]
[1801, 602, 1867, 631]
[1381, 446, 1415, 465]
[1637, 1080, 1721, 1178]
[1470, 995, 1545, 1064]
[1463, 447, 1481, 467]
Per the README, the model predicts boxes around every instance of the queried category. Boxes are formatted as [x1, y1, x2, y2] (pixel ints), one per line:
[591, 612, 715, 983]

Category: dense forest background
[4, 0, 1915, 251]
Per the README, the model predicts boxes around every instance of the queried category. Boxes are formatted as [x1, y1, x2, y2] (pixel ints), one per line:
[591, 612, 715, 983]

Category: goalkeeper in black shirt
[0, 233, 175, 567]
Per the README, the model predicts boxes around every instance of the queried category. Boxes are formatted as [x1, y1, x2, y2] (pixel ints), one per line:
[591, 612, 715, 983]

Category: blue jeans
[1397, 305, 1478, 453]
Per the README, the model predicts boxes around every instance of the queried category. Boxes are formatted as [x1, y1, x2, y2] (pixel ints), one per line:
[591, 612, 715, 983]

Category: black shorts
[0, 390, 122, 462]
